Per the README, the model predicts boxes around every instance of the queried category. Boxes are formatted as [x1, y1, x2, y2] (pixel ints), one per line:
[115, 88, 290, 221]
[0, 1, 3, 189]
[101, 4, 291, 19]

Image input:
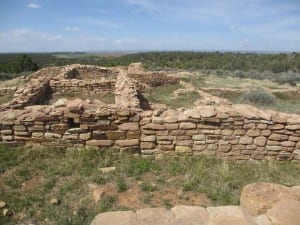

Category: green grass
[0, 144, 300, 224]
[144, 83, 199, 108]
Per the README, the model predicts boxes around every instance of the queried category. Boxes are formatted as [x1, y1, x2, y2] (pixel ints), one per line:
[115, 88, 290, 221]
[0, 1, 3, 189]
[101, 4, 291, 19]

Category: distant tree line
[1, 51, 300, 84]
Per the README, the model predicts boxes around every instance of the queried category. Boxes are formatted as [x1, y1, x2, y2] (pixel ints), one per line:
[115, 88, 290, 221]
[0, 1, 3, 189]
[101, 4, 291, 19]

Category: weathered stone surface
[171, 206, 208, 225]
[141, 142, 156, 149]
[136, 208, 173, 225]
[286, 125, 300, 130]
[247, 129, 260, 137]
[119, 122, 139, 131]
[67, 98, 83, 113]
[141, 135, 156, 142]
[175, 146, 192, 153]
[143, 124, 166, 130]
[240, 182, 292, 216]
[86, 140, 113, 147]
[105, 131, 126, 140]
[115, 139, 139, 147]
[281, 141, 295, 147]
[91, 211, 136, 225]
[180, 122, 196, 129]
[192, 134, 205, 141]
[239, 136, 253, 145]
[79, 132, 91, 140]
[267, 199, 300, 225]
[207, 206, 251, 225]
[254, 136, 267, 147]
[269, 134, 288, 141]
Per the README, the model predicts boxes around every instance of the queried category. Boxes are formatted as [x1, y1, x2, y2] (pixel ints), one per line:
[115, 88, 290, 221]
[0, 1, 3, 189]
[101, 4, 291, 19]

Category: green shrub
[239, 87, 276, 106]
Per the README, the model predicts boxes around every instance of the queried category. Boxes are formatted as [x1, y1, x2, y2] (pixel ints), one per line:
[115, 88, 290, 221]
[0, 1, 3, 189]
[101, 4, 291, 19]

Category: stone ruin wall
[1, 63, 300, 162]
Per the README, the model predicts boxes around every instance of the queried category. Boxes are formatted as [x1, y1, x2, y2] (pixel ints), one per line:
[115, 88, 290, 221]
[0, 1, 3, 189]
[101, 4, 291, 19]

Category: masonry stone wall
[1, 103, 300, 162]
[1, 64, 300, 162]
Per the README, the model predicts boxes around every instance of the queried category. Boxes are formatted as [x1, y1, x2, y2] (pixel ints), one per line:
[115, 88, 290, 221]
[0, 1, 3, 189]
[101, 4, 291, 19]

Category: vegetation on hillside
[1, 52, 300, 84]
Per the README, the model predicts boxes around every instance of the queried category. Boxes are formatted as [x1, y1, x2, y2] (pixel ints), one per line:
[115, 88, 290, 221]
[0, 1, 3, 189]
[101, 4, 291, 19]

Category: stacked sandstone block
[50, 79, 116, 94]
[139, 105, 300, 161]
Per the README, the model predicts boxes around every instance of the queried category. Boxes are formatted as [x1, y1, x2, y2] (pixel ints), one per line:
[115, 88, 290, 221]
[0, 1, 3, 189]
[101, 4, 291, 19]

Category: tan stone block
[143, 123, 166, 130]
[1, 130, 13, 135]
[156, 130, 168, 136]
[2, 135, 13, 141]
[243, 123, 255, 129]
[157, 135, 175, 141]
[268, 124, 285, 130]
[170, 130, 185, 135]
[193, 144, 206, 151]
[141, 135, 156, 142]
[115, 139, 139, 147]
[119, 122, 139, 131]
[222, 129, 233, 136]
[257, 124, 268, 129]
[192, 134, 205, 141]
[180, 122, 196, 129]
[281, 141, 295, 147]
[126, 131, 140, 139]
[159, 144, 174, 150]
[261, 130, 272, 136]
[157, 140, 172, 145]
[45, 132, 61, 139]
[240, 136, 253, 144]
[175, 145, 192, 153]
[247, 129, 261, 137]
[286, 125, 300, 130]
[165, 123, 178, 130]
[141, 142, 156, 149]
[186, 130, 199, 136]
[207, 144, 218, 150]
[269, 134, 288, 141]
[175, 140, 192, 146]
[254, 136, 267, 147]
[219, 144, 231, 152]
[86, 140, 113, 147]
[79, 132, 91, 140]
[266, 145, 282, 151]
[13, 125, 27, 131]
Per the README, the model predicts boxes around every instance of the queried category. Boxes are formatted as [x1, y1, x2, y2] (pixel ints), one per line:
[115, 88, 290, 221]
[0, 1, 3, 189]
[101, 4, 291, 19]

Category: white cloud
[27, 3, 41, 9]
[65, 26, 80, 32]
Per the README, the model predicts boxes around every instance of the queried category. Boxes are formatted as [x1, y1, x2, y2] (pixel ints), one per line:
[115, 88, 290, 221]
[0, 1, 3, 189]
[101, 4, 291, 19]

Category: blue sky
[0, 0, 300, 52]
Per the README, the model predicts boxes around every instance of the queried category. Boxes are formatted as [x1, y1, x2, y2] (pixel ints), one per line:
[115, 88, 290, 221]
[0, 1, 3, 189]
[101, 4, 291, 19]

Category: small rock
[0, 201, 6, 208]
[3, 208, 14, 217]
[99, 166, 116, 173]
[50, 198, 60, 205]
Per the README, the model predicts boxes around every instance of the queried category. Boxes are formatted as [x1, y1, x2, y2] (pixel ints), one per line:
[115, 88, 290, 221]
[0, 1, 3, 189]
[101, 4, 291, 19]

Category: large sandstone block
[254, 136, 267, 147]
[105, 131, 126, 140]
[175, 145, 192, 153]
[240, 182, 292, 216]
[115, 139, 139, 147]
[119, 122, 139, 131]
[86, 140, 113, 147]
[269, 134, 288, 141]
[246, 129, 260, 137]
[239, 136, 253, 145]
[180, 122, 196, 129]
[171, 206, 208, 225]
[90, 211, 136, 225]
[267, 199, 300, 225]
[136, 208, 173, 225]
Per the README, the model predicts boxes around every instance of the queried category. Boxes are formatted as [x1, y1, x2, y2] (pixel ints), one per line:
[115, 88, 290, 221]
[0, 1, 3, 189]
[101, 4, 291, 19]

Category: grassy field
[1, 145, 300, 225]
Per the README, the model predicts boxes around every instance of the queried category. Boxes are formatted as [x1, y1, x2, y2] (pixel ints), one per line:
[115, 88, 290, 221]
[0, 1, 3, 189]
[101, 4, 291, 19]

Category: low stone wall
[129, 72, 179, 88]
[0, 87, 16, 97]
[63, 64, 119, 80]
[50, 79, 116, 94]
[1, 103, 300, 162]
[139, 105, 300, 161]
